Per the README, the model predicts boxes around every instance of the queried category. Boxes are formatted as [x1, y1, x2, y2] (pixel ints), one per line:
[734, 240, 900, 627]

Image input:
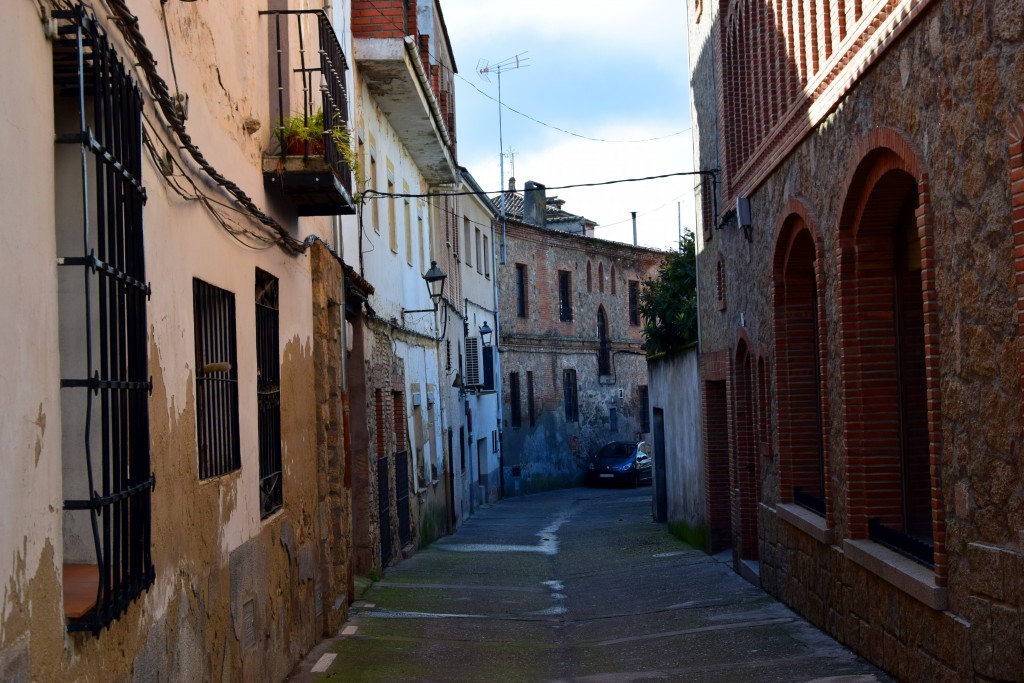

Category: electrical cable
[360, 0, 688, 145]
[99, 0, 305, 254]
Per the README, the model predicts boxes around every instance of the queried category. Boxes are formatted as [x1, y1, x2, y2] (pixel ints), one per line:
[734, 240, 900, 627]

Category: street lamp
[479, 321, 493, 345]
[402, 261, 447, 321]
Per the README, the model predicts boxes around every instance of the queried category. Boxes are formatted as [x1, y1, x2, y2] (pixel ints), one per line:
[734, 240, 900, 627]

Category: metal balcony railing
[260, 9, 355, 215]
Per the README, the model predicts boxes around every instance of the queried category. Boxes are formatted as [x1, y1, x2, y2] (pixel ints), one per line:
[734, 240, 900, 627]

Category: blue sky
[442, 0, 694, 250]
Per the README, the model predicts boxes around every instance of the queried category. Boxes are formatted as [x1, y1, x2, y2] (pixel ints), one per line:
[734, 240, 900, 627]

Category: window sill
[777, 503, 833, 545]
[843, 538, 947, 610]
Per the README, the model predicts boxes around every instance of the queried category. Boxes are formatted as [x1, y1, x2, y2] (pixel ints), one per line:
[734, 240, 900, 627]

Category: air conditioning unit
[464, 336, 483, 387]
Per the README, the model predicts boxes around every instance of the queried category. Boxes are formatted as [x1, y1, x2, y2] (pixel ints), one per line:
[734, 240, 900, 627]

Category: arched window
[610, 264, 617, 295]
[838, 145, 936, 566]
[598, 263, 605, 293]
[597, 306, 611, 375]
[586, 261, 592, 292]
[773, 217, 827, 516]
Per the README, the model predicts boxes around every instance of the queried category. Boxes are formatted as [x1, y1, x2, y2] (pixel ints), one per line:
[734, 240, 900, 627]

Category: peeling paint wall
[2, 1, 352, 681]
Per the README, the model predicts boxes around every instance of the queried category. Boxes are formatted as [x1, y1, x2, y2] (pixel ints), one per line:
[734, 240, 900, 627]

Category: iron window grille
[563, 369, 579, 422]
[256, 270, 282, 518]
[868, 518, 934, 567]
[193, 279, 241, 479]
[558, 270, 573, 321]
[54, 4, 155, 634]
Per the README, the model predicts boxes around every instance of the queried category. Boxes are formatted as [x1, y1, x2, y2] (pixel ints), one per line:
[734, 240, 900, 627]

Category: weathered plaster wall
[648, 350, 704, 530]
[1, 1, 347, 681]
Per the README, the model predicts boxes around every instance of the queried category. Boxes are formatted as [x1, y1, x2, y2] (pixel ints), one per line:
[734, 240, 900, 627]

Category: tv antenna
[477, 52, 529, 264]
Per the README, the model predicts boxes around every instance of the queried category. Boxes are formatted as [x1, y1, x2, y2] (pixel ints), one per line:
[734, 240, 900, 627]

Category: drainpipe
[490, 217, 504, 498]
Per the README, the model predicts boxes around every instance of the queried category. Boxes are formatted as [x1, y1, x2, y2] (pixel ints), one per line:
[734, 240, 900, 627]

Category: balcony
[261, 10, 356, 216]
[352, 2, 456, 184]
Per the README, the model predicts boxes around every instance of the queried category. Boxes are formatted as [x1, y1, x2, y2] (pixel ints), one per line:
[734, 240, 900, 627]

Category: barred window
[256, 269, 282, 517]
[55, 4, 154, 634]
[194, 278, 241, 479]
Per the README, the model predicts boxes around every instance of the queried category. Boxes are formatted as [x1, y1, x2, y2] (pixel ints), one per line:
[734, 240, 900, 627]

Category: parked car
[586, 441, 653, 487]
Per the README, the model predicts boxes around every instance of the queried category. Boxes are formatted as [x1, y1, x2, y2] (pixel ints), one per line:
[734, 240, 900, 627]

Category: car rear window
[597, 442, 635, 458]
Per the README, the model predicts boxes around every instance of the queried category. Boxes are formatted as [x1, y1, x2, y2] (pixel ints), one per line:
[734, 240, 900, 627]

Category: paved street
[290, 487, 891, 682]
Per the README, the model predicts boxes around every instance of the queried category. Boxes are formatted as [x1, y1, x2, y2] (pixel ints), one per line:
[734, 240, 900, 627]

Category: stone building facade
[496, 182, 665, 495]
[688, 0, 1024, 679]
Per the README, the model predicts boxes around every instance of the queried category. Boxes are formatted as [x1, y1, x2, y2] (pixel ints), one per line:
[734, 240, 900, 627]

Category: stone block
[968, 542, 1012, 601]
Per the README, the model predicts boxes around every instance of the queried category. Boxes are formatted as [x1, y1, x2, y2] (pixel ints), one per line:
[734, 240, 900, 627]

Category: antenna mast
[478, 53, 529, 265]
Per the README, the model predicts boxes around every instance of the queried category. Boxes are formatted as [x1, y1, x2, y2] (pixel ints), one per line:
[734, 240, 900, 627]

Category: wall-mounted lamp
[736, 196, 753, 243]
[479, 321, 493, 346]
[401, 261, 447, 321]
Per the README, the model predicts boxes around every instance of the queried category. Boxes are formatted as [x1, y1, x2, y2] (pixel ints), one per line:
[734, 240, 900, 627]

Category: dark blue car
[586, 441, 653, 487]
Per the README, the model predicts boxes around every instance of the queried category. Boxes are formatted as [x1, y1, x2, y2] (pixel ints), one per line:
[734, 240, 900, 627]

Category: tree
[639, 232, 698, 356]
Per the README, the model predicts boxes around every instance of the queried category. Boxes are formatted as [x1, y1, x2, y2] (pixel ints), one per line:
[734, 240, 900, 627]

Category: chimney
[508, 177, 516, 192]
[523, 181, 547, 228]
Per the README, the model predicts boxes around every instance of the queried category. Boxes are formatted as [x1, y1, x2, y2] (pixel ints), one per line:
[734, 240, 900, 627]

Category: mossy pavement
[288, 486, 891, 682]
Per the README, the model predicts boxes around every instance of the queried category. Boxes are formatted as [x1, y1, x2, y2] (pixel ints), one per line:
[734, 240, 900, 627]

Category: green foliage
[639, 232, 698, 356]
[278, 109, 363, 185]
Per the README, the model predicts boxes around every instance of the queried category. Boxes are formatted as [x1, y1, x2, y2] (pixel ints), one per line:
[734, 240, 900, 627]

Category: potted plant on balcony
[280, 109, 327, 156]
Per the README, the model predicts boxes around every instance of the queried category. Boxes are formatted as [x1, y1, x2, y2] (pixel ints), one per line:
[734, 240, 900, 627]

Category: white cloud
[463, 118, 698, 250]
[444, 0, 687, 72]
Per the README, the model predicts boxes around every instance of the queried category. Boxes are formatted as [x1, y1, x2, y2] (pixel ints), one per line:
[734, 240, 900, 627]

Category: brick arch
[836, 131, 945, 582]
[771, 203, 831, 523]
[732, 332, 759, 561]
[1009, 106, 1024, 425]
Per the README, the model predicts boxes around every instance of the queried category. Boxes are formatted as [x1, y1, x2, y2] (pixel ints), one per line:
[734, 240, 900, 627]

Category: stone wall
[690, 0, 1024, 678]
[498, 219, 665, 494]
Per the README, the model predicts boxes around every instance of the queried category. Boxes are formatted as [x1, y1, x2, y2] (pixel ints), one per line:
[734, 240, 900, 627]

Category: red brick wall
[352, 0, 416, 39]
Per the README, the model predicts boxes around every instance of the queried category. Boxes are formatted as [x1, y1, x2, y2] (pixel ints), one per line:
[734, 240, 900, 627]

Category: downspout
[490, 217, 504, 498]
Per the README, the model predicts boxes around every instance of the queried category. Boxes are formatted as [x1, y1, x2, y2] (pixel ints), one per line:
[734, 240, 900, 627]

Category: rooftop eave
[354, 35, 456, 184]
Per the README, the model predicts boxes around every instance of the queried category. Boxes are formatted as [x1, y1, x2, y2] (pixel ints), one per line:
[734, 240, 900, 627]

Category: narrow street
[289, 487, 891, 682]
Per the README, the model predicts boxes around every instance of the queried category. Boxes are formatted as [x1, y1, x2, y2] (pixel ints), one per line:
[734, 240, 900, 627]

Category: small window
[509, 372, 521, 427]
[404, 194, 412, 265]
[628, 280, 640, 326]
[563, 369, 579, 422]
[194, 278, 241, 479]
[639, 385, 650, 432]
[598, 263, 605, 293]
[369, 140, 379, 233]
[717, 258, 727, 310]
[587, 261, 593, 292]
[516, 264, 528, 317]
[483, 235, 490, 277]
[256, 269, 282, 518]
[464, 218, 472, 267]
[475, 228, 483, 274]
[527, 371, 535, 427]
[558, 270, 573, 322]
[387, 173, 397, 252]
